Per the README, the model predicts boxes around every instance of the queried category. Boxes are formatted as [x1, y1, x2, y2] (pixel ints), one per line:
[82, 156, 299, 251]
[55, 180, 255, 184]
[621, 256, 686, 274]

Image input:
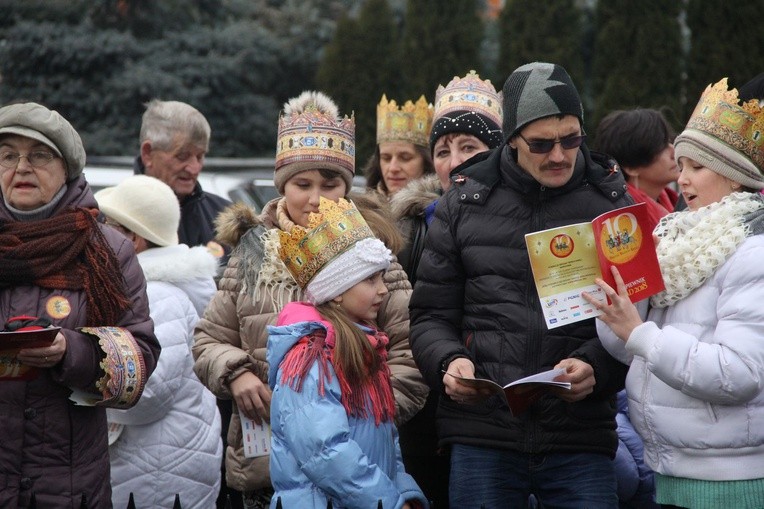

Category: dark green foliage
[0, 0, 350, 156]
[497, 0, 584, 90]
[400, 0, 484, 100]
[685, 0, 763, 118]
[1, 0, 762, 160]
[316, 0, 401, 162]
[591, 0, 683, 135]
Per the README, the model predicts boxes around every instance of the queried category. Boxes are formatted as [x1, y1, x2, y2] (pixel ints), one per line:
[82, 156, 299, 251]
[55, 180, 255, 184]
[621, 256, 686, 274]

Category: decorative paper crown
[278, 197, 374, 288]
[433, 70, 503, 127]
[275, 91, 356, 177]
[376, 95, 434, 147]
[686, 78, 764, 170]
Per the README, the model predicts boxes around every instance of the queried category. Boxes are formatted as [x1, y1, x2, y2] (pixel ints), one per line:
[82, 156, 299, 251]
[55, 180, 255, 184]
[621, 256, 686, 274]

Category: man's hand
[442, 357, 493, 405]
[229, 371, 272, 424]
[552, 358, 595, 402]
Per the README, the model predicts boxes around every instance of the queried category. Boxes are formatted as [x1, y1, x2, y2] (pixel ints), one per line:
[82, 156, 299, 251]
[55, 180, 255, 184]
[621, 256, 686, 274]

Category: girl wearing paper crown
[266, 197, 427, 509]
[588, 79, 764, 508]
[193, 91, 427, 507]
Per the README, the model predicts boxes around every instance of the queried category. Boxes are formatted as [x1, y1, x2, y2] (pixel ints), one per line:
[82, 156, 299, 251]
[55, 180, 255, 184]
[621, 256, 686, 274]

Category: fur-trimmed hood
[390, 174, 442, 222]
[214, 200, 279, 248]
[137, 244, 218, 318]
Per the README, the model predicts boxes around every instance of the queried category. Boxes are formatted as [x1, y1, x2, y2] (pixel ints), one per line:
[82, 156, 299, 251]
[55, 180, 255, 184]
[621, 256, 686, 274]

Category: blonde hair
[316, 301, 380, 386]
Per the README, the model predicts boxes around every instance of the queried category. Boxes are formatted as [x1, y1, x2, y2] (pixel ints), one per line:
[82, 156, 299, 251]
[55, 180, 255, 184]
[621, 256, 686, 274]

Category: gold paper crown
[686, 78, 764, 170]
[275, 92, 355, 175]
[278, 197, 374, 287]
[433, 70, 503, 127]
[376, 95, 434, 147]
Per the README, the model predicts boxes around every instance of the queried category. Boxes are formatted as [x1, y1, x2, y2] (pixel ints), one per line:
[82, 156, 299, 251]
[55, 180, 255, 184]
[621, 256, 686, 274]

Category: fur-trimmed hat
[502, 62, 583, 140]
[674, 78, 764, 190]
[95, 175, 180, 246]
[0, 102, 86, 181]
[278, 197, 391, 304]
[274, 91, 355, 194]
[429, 70, 503, 150]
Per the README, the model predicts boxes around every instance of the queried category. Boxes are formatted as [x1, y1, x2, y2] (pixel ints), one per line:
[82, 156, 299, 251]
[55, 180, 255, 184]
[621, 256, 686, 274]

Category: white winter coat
[598, 236, 764, 482]
[108, 245, 222, 509]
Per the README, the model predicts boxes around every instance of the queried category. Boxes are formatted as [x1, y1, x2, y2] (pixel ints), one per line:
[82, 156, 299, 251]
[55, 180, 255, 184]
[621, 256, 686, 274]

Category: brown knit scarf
[0, 207, 131, 325]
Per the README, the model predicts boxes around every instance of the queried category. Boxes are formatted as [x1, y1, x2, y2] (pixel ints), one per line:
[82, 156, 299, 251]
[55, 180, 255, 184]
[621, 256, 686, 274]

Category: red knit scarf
[0, 208, 131, 325]
[279, 326, 396, 425]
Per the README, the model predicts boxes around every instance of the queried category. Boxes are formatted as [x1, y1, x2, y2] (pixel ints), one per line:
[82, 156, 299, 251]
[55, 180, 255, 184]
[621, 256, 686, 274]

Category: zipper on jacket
[523, 197, 546, 453]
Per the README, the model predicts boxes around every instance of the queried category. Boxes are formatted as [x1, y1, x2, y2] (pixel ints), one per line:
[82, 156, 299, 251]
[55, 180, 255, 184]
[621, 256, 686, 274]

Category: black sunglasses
[517, 133, 586, 154]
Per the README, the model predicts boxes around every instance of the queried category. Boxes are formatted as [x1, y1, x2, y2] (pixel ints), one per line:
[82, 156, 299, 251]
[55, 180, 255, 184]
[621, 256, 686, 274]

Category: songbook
[0, 326, 60, 381]
[525, 202, 664, 329]
[445, 368, 571, 415]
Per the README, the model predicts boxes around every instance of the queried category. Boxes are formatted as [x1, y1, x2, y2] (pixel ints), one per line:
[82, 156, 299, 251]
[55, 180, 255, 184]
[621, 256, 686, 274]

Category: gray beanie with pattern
[502, 62, 584, 140]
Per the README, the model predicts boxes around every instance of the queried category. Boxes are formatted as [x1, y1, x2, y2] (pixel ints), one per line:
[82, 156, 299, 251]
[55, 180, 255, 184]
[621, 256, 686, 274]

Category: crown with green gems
[278, 197, 374, 287]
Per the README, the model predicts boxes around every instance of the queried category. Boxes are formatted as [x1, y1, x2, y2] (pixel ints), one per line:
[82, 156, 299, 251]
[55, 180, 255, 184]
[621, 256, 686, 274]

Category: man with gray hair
[134, 99, 230, 254]
[134, 99, 234, 509]
[409, 62, 632, 507]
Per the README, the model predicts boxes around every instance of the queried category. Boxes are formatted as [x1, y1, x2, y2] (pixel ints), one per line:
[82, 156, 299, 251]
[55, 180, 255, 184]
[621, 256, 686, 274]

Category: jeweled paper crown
[275, 92, 355, 176]
[278, 197, 374, 287]
[433, 70, 503, 127]
[686, 78, 764, 170]
[376, 95, 434, 147]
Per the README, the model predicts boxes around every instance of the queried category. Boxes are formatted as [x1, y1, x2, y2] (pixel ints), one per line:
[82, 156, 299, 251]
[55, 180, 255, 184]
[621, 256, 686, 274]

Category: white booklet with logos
[240, 411, 271, 458]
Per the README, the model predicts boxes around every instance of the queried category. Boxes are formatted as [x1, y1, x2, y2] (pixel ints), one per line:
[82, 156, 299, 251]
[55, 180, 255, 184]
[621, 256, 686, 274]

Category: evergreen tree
[400, 0, 484, 101]
[316, 0, 401, 162]
[591, 0, 682, 135]
[496, 0, 584, 91]
[684, 0, 762, 117]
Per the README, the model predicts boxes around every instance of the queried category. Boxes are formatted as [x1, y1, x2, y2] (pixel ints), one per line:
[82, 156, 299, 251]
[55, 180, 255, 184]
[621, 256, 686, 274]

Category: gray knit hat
[0, 102, 86, 181]
[674, 130, 764, 190]
[502, 62, 584, 140]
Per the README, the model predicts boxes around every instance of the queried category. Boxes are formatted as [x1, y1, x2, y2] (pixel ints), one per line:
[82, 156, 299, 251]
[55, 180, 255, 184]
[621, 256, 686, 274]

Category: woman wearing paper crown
[193, 91, 427, 508]
[363, 94, 435, 198]
[265, 197, 427, 509]
[586, 79, 764, 508]
[388, 70, 503, 508]
[392, 70, 503, 286]
[0, 102, 159, 508]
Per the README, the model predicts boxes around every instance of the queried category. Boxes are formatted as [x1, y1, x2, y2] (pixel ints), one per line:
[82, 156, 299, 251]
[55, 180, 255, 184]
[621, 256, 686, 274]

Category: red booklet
[525, 202, 665, 329]
[0, 327, 60, 381]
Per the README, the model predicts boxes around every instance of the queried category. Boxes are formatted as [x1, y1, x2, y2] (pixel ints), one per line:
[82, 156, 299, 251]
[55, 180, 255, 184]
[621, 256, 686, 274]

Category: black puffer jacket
[409, 144, 631, 457]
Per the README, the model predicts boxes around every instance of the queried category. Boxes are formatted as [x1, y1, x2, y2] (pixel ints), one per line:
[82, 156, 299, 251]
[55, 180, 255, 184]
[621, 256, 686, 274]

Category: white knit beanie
[305, 237, 391, 305]
[95, 175, 180, 246]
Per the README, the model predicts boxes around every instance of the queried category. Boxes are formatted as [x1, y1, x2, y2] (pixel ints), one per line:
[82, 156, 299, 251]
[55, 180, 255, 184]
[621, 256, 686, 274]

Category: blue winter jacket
[266, 302, 428, 509]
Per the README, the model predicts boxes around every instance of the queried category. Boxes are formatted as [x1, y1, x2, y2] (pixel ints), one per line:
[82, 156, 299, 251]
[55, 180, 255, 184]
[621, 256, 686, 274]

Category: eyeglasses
[517, 134, 586, 154]
[104, 219, 134, 238]
[0, 150, 58, 170]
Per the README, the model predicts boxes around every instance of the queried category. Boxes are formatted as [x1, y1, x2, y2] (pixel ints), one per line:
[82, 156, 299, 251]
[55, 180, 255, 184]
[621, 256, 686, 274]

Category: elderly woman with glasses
[0, 102, 159, 508]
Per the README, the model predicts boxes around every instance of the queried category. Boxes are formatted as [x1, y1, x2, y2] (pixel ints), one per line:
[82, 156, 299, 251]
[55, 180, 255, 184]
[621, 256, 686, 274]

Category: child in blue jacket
[266, 197, 427, 509]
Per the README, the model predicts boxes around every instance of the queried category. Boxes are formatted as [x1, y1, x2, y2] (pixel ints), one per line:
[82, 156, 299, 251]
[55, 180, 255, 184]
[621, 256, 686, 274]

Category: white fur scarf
[650, 192, 764, 308]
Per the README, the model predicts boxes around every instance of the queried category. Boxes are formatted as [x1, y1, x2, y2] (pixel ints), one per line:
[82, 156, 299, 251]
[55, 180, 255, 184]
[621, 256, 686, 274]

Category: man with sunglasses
[410, 62, 633, 508]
